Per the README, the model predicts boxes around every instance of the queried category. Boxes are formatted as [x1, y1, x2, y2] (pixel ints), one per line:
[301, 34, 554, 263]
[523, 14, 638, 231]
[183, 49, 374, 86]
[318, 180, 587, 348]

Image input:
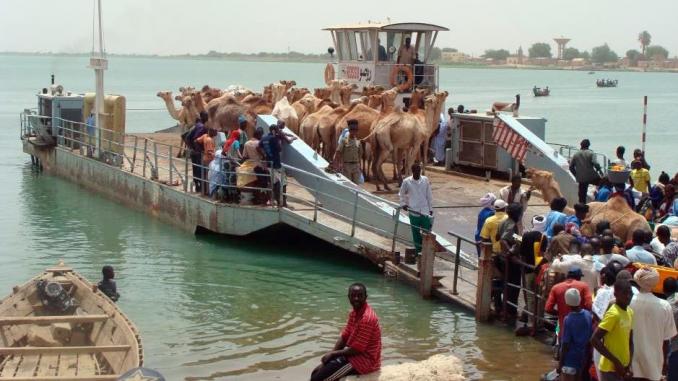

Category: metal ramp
[256, 115, 477, 267]
[497, 114, 579, 203]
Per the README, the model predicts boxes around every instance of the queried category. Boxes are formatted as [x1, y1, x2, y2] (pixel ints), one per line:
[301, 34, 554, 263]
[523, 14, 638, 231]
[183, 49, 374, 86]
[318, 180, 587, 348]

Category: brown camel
[299, 105, 335, 150]
[287, 87, 311, 104]
[333, 95, 382, 179]
[205, 93, 254, 137]
[157, 91, 196, 129]
[366, 110, 427, 191]
[526, 168, 651, 240]
[291, 94, 316, 127]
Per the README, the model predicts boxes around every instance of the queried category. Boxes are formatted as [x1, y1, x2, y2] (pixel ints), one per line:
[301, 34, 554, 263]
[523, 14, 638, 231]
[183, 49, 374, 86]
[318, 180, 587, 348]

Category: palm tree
[638, 30, 652, 56]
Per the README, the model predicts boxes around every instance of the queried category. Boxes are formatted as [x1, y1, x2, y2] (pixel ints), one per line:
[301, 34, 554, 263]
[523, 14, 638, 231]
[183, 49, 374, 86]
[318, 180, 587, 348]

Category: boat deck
[24, 129, 550, 313]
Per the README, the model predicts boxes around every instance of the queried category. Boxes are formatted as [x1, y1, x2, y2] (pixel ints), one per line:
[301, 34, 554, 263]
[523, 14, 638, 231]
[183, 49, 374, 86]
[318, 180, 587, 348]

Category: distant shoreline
[2, 51, 677, 73]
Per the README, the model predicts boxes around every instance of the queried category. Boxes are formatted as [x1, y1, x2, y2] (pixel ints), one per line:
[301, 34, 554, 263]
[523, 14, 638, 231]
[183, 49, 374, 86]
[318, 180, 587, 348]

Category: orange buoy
[389, 65, 413, 92]
[324, 63, 335, 85]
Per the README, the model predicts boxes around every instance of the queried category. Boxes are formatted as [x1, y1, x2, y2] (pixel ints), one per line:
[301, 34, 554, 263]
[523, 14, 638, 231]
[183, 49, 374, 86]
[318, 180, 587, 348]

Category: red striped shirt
[340, 303, 382, 374]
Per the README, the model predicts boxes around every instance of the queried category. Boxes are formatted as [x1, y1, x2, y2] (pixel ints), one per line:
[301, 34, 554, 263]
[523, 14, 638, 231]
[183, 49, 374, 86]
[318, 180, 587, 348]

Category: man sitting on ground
[311, 283, 381, 381]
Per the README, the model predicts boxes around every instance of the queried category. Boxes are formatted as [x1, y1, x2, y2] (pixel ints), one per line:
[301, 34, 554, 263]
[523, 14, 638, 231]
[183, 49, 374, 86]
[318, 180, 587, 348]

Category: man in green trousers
[399, 162, 434, 253]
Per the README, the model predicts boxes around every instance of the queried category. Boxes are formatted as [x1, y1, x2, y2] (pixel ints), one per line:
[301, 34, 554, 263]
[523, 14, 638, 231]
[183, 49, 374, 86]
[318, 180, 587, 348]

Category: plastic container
[607, 169, 630, 184]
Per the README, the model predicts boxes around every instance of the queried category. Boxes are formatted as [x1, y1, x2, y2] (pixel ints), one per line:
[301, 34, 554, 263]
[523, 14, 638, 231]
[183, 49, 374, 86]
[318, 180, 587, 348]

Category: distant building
[506, 46, 524, 65]
[570, 58, 587, 66]
[441, 51, 469, 63]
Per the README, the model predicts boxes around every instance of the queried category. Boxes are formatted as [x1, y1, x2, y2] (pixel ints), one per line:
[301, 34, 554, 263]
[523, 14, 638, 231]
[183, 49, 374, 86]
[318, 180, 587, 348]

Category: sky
[0, 0, 676, 57]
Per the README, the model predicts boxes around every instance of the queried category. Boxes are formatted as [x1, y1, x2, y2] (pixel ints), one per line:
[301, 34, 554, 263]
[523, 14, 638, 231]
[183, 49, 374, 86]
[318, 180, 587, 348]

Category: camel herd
[157, 80, 448, 190]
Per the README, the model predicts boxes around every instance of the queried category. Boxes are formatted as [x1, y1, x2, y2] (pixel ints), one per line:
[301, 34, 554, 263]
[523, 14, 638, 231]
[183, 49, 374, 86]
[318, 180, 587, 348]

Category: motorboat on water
[596, 79, 618, 87]
[533, 86, 550, 97]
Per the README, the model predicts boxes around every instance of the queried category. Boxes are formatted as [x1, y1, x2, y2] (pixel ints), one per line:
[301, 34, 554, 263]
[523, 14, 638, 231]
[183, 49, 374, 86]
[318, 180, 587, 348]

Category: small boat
[596, 79, 618, 88]
[0, 262, 142, 379]
[588, 71, 595, 74]
[533, 87, 550, 97]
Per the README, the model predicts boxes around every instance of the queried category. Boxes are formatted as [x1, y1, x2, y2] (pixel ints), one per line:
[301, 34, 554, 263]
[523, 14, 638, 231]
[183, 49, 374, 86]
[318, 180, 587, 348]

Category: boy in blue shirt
[559, 288, 592, 380]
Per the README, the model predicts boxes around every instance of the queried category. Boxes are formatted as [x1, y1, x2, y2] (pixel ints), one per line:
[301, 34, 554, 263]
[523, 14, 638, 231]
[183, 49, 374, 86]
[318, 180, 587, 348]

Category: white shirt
[630, 292, 678, 380]
[499, 185, 529, 211]
[650, 237, 667, 254]
[399, 175, 433, 215]
[550, 254, 597, 292]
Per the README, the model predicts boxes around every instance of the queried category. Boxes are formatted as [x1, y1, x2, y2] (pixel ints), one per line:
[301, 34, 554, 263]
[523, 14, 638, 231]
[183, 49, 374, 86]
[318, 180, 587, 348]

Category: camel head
[351, 96, 369, 106]
[340, 84, 357, 106]
[368, 94, 382, 109]
[381, 88, 399, 111]
[526, 168, 563, 203]
[297, 94, 316, 112]
[314, 87, 331, 100]
[156, 91, 172, 100]
[410, 88, 429, 110]
[178, 86, 195, 98]
[435, 91, 449, 106]
[361, 85, 385, 97]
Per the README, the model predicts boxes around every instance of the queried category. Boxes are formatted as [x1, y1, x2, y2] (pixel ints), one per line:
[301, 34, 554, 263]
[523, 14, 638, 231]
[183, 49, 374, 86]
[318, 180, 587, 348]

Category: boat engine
[36, 280, 77, 312]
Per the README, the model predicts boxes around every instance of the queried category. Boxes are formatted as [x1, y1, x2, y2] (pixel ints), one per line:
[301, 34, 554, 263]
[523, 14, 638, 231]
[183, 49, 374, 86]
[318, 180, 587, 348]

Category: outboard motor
[36, 280, 77, 313]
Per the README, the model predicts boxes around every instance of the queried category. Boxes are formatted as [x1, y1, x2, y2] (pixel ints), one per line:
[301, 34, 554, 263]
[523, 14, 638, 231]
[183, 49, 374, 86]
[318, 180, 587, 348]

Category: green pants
[409, 212, 433, 253]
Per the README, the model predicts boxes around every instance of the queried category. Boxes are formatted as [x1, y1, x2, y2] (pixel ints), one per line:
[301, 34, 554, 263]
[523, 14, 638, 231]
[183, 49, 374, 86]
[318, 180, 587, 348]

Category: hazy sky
[1, 0, 676, 57]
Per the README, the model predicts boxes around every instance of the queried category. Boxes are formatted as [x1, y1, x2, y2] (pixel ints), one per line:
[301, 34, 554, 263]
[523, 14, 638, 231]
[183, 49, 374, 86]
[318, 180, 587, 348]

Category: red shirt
[340, 303, 382, 374]
[545, 279, 593, 337]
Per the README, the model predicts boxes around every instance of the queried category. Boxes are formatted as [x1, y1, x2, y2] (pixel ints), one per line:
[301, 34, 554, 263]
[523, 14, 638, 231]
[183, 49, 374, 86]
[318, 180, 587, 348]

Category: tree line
[477, 30, 670, 65]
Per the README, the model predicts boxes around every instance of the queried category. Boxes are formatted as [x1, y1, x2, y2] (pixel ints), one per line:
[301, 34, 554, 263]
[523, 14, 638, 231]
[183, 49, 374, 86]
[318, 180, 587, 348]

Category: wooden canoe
[0, 262, 142, 380]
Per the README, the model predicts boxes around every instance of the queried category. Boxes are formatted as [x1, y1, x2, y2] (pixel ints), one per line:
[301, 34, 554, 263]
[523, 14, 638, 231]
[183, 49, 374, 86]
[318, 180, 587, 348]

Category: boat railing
[334, 62, 439, 92]
[547, 141, 610, 172]
[281, 164, 476, 270]
[20, 112, 277, 200]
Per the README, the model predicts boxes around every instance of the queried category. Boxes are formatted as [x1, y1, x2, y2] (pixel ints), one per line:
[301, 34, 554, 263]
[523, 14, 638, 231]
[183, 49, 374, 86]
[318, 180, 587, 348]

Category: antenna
[88, 0, 108, 158]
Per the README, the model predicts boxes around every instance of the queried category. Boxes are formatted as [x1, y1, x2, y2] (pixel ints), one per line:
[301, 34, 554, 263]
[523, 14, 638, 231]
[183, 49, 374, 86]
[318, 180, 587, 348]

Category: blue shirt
[475, 208, 495, 243]
[259, 133, 281, 169]
[85, 114, 96, 136]
[565, 215, 582, 228]
[562, 309, 592, 369]
[544, 210, 567, 239]
[625, 245, 657, 265]
[596, 186, 612, 202]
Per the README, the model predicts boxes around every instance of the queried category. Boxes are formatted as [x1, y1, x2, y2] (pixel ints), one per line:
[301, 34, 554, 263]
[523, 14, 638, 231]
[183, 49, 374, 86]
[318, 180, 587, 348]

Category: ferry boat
[322, 21, 448, 107]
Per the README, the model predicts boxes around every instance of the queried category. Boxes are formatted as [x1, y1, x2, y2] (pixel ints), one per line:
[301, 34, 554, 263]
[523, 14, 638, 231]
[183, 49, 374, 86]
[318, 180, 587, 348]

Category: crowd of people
[182, 112, 294, 206]
[473, 140, 678, 380]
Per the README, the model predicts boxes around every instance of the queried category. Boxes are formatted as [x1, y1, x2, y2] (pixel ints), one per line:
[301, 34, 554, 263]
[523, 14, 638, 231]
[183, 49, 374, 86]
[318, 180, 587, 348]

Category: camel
[299, 105, 335, 149]
[272, 97, 299, 135]
[360, 85, 385, 97]
[291, 94, 316, 126]
[200, 85, 223, 103]
[526, 168, 651, 240]
[334, 95, 383, 179]
[241, 94, 273, 115]
[491, 94, 520, 116]
[317, 105, 353, 159]
[287, 87, 310, 104]
[205, 93, 254, 137]
[366, 109, 427, 191]
[157, 91, 197, 129]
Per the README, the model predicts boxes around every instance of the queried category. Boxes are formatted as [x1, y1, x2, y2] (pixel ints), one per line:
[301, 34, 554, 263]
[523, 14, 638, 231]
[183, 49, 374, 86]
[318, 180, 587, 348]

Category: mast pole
[90, 0, 107, 158]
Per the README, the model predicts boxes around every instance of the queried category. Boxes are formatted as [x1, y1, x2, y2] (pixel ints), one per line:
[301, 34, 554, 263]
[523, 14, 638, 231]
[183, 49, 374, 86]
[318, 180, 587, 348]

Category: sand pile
[345, 354, 465, 381]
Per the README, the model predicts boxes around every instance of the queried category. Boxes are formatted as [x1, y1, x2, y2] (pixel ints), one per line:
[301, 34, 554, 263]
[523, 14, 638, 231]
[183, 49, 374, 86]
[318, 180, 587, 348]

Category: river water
[2, 54, 677, 380]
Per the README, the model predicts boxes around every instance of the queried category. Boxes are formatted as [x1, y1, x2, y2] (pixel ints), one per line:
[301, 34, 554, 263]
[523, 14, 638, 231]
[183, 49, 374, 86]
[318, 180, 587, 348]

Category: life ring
[389, 65, 413, 92]
[324, 63, 335, 85]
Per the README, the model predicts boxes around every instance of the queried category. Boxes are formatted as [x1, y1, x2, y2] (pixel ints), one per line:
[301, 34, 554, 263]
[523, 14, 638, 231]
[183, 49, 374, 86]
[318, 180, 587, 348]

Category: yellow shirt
[479, 211, 507, 254]
[598, 304, 634, 372]
[630, 168, 650, 193]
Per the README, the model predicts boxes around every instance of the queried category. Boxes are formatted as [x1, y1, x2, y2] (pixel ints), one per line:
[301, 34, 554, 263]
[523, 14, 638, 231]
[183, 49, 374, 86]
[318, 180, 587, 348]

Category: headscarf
[633, 267, 660, 292]
[224, 129, 241, 153]
[564, 288, 581, 307]
[479, 193, 496, 209]
[531, 215, 546, 233]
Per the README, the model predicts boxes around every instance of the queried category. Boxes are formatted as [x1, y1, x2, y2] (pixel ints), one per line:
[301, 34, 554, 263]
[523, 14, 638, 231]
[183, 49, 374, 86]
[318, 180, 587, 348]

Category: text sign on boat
[338, 62, 374, 84]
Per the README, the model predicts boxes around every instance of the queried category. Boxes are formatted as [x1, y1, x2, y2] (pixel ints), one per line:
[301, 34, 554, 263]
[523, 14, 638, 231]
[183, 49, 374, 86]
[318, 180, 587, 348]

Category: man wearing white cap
[480, 199, 508, 256]
[475, 193, 496, 257]
[629, 268, 677, 381]
[559, 288, 593, 380]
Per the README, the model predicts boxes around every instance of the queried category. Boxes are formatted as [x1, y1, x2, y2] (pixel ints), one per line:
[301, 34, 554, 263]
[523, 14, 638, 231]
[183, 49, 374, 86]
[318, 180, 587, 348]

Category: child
[559, 288, 593, 380]
[98, 265, 120, 302]
[590, 278, 634, 381]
